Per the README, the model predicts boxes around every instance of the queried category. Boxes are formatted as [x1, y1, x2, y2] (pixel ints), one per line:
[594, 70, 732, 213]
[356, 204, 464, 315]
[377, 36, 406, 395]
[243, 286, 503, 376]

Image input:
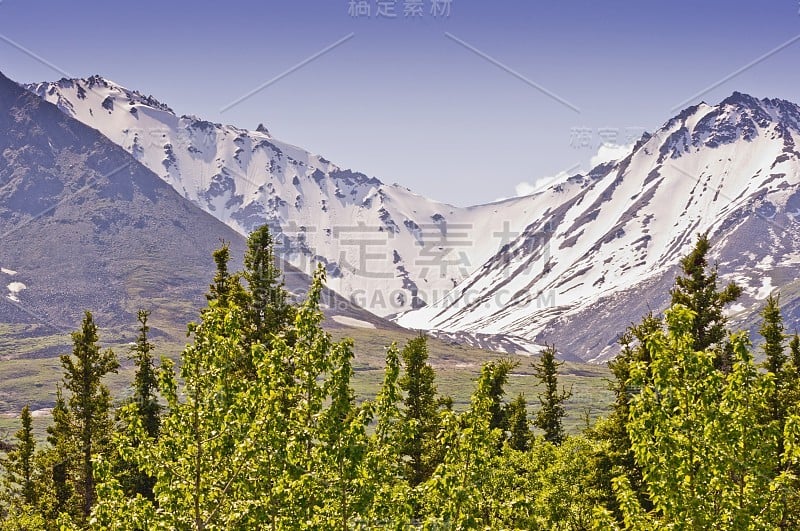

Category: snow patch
[754, 277, 774, 300]
[755, 255, 774, 271]
[332, 315, 376, 329]
[7, 281, 26, 302]
[724, 302, 747, 316]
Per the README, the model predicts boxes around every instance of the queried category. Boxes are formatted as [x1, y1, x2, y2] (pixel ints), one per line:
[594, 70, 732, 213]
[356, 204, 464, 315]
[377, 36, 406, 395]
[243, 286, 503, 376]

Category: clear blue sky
[2, 0, 800, 206]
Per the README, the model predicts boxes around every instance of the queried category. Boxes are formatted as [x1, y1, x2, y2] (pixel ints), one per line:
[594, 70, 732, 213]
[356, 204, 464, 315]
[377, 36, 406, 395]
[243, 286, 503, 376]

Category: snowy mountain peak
[255, 123, 271, 136]
[28, 75, 175, 116]
[398, 92, 800, 362]
[28, 76, 543, 321]
[641, 92, 800, 167]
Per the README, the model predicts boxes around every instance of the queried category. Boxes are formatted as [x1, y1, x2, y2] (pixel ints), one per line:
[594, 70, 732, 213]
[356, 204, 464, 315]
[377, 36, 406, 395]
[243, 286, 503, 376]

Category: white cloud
[514, 170, 572, 197]
[513, 143, 636, 198]
[589, 143, 634, 167]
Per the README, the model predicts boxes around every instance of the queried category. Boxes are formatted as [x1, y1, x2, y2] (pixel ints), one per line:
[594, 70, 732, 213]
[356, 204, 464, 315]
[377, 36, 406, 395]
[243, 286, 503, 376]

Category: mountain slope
[0, 70, 386, 360]
[398, 93, 800, 362]
[27, 76, 548, 318]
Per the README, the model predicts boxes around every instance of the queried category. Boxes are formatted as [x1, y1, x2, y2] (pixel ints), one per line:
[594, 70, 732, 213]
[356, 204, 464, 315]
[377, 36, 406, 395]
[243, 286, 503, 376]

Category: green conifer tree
[790, 333, 800, 370]
[46, 387, 75, 521]
[205, 241, 245, 308]
[760, 294, 787, 428]
[3, 405, 36, 506]
[398, 334, 443, 487]
[117, 309, 161, 501]
[483, 359, 516, 433]
[242, 224, 294, 347]
[669, 232, 742, 359]
[59, 311, 119, 520]
[532, 345, 571, 445]
[505, 394, 531, 452]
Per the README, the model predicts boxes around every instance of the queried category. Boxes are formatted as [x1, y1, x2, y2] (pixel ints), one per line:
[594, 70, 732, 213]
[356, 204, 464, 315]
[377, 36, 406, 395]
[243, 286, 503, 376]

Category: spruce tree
[59, 311, 119, 520]
[242, 224, 294, 348]
[46, 387, 74, 520]
[790, 333, 800, 370]
[398, 334, 443, 487]
[505, 394, 531, 452]
[482, 359, 515, 432]
[760, 294, 786, 374]
[759, 294, 787, 429]
[778, 331, 800, 525]
[532, 345, 571, 445]
[597, 234, 740, 519]
[786, 332, 800, 422]
[595, 313, 662, 519]
[206, 241, 245, 308]
[601, 306, 797, 528]
[121, 309, 161, 500]
[669, 232, 742, 360]
[4, 405, 36, 506]
[364, 344, 414, 524]
[128, 310, 160, 438]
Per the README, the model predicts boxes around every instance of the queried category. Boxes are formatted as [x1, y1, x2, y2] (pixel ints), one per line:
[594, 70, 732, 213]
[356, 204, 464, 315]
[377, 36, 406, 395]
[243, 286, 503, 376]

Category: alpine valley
[10, 74, 800, 363]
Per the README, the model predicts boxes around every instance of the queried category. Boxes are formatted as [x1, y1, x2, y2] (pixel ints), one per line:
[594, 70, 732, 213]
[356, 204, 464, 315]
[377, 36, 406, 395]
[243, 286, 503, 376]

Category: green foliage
[760, 293, 787, 376]
[113, 310, 160, 501]
[205, 241, 245, 308]
[419, 361, 504, 528]
[5, 229, 800, 530]
[759, 294, 792, 439]
[483, 358, 516, 433]
[533, 345, 572, 445]
[0, 503, 45, 531]
[129, 310, 160, 441]
[669, 232, 742, 356]
[58, 311, 119, 522]
[520, 437, 607, 529]
[362, 344, 414, 526]
[92, 265, 406, 529]
[242, 224, 294, 354]
[398, 334, 444, 488]
[2, 406, 35, 506]
[505, 394, 531, 452]
[45, 387, 76, 521]
[596, 234, 745, 523]
[786, 333, 800, 410]
[597, 313, 662, 517]
[615, 305, 800, 529]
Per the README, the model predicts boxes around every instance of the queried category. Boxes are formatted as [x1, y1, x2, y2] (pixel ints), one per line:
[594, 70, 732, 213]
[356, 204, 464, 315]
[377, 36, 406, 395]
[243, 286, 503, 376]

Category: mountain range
[8, 73, 800, 363]
[0, 70, 388, 365]
[400, 92, 800, 361]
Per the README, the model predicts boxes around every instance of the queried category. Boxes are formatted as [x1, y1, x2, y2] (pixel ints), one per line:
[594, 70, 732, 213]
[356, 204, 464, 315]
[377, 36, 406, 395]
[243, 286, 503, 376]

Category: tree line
[1, 228, 800, 530]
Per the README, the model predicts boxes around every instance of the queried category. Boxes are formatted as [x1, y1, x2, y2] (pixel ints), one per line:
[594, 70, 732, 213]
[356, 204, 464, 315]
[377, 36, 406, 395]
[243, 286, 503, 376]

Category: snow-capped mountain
[27, 76, 800, 362]
[398, 92, 800, 362]
[0, 70, 385, 350]
[26, 76, 543, 319]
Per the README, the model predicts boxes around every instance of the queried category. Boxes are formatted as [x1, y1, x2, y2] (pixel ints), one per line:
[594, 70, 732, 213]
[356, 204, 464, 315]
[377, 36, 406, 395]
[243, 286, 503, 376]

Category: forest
[1, 226, 799, 530]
